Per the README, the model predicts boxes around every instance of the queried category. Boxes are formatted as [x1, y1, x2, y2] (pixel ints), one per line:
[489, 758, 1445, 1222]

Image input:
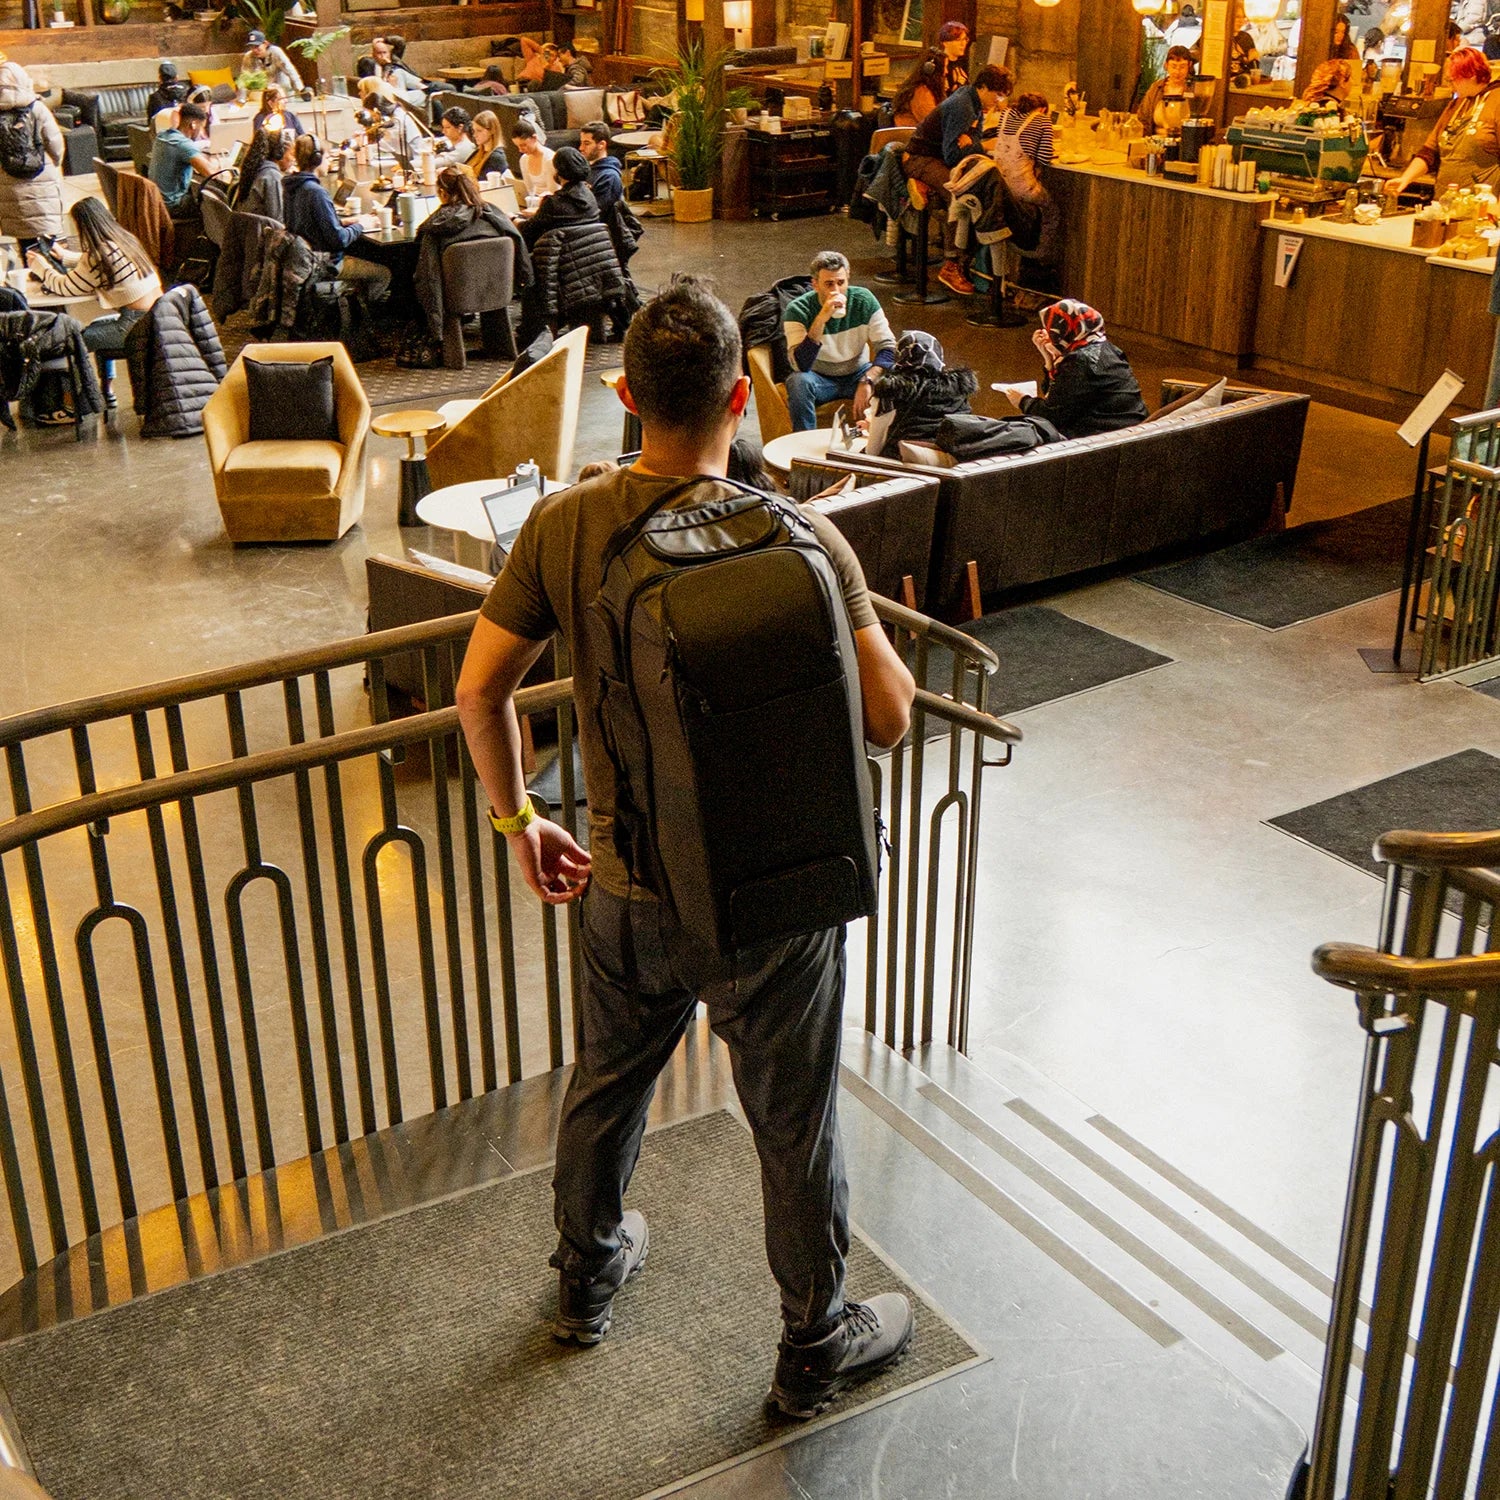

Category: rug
[1134, 499, 1411, 630]
[931, 605, 1172, 718]
[1266, 749, 1500, 883]
[0, 1112, 978, 1500]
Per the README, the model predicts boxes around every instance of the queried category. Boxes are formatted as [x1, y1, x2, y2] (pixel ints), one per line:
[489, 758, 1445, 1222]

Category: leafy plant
[239, 68, 269, 93]
[650, 41, 751, 193]
[234, 0, 289, 44]
[289, 24, 350, 60]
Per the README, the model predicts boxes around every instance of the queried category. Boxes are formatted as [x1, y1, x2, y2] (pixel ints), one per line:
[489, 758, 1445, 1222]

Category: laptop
[482, 473, 542, 554]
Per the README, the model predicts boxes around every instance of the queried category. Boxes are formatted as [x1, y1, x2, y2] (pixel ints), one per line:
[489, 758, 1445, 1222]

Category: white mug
[378, 206, 393, 232]
[346, 195, 361, 215]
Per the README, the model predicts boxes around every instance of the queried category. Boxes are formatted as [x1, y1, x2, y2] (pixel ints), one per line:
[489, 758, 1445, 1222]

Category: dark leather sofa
[791, 384, 1310, 620]
[63, 83, 154, 163]
[429, 88, 591, 175]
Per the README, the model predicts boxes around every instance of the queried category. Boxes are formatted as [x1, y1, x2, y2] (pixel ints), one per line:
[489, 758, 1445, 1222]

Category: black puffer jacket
[528, 220, 626, 324]
[1018, 341, 1147, 440]
[124, 284, 226, 439]
[737, 273, 812, 382]
[872, 367, 979, 457]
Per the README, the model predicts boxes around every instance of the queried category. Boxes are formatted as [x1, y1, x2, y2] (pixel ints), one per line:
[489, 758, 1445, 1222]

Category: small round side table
[372, 409, 448, 526]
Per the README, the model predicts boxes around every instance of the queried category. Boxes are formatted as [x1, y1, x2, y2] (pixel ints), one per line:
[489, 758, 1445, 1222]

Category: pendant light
[1132, 0, 1167, 15]
[1033, 0, 1061, 7]
[1242, 0, 1280, 20]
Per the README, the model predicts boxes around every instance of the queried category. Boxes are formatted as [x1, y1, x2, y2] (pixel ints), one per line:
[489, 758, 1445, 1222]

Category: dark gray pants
[552, 884, 850, 1336]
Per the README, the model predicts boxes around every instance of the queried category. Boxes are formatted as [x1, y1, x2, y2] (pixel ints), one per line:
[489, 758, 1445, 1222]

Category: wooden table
[373, 410, 448, 526]
[436, 66, 488, 84]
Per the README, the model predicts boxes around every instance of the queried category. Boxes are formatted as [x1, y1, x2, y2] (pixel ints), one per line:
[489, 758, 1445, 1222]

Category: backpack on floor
[0, 105, 44, 181]
[588, 477, 880, 955]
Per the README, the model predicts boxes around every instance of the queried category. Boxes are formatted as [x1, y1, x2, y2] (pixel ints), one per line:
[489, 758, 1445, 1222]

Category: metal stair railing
[0, 599, 1018, 1349]
[1292, 829, 1500, 1500]
[1418, 457, 1500, 680]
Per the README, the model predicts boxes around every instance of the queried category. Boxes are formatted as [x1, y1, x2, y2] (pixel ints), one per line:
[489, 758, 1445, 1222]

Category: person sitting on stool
[782, 250, 896, 432]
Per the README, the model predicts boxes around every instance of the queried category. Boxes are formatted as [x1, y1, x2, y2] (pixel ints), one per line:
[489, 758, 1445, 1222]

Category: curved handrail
[0, 681, 1019, 856]
[872, 596, 1001, 675]
[1373, 828, 1500, 870]
[0, 612, 482, 750]
[1312, 942, 1500, 994]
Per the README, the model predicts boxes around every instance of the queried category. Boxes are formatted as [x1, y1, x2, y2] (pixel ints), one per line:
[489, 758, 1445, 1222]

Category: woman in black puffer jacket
[867, 330, 979, 458]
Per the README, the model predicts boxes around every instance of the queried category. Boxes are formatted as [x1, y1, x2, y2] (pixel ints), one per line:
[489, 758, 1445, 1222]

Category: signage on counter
[825, 61, 854, 79]
[1398, 370, 1466, 448]
[1273, 234, 1303, 288]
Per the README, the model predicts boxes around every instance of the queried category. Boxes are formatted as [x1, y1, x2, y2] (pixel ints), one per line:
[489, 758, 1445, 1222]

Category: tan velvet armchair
[747, 343, 842, 446]
[203, 343, 371, 544]
[427, 324, 589, 489]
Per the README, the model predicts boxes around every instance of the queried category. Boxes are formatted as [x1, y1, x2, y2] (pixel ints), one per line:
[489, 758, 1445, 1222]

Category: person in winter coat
[1003, 300, 1146, 440]
[0, 60, 65, 248]
[282, 134, 391, 300]
[519, 147, 598, 249]
[414, 167, 531, 342]
[26, 196, 162, 408]
[864, 331, 977, 457]
[579, 122, 623, 212]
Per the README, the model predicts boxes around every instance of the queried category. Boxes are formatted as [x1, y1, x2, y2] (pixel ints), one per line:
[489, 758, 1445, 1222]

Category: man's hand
[851, 376, 874, 423]
[507, 817, 591, 904]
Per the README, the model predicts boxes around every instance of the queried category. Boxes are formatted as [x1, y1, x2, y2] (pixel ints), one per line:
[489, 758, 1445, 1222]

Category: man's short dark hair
[179, 101, 209, 128]
[159, 61, 179, 82]
[973, 65, 1011, 94]
[484, 63, 504, 81]
[810, 249, 848, 276]
[558, 42, 577, 59]
[443, 106, 473, 131]
[581, 120, 611, 145]
[294, 133, 323, 172]
[623, 276, 741, 439]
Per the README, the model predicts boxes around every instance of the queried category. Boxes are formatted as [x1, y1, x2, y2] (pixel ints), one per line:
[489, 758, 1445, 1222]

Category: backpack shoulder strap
[599, 472, 772, 571]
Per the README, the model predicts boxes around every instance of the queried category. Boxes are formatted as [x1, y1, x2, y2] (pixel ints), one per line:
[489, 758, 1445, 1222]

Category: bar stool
[966, 235, 1029, 329]
[895, 201, 949, 306]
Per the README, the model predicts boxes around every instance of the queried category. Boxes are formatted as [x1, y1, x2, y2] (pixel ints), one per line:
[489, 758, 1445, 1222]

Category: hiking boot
[767, 1294, 914, 1419]
[938, 261, 976, 296]
[552, 1210, 649, 1346]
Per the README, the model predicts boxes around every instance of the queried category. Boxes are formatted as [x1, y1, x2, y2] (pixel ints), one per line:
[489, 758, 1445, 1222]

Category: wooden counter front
[1047, 163, 1274, 359]
[1253, 227, 1493, 411]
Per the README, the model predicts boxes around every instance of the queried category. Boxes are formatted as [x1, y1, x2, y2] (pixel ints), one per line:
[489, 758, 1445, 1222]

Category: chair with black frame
[0, 307, 105, 439]
[92, 157, 124, 218]
[440, 237, 519, 371]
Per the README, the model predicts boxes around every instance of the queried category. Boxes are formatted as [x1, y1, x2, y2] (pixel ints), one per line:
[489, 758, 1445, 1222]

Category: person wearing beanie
[519, 145, 599, 248]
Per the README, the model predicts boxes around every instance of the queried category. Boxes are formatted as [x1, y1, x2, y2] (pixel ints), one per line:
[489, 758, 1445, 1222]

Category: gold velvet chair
[747, 343, 841, 447]
[427, 323, 589, 488]
[203, 343, 371, 544]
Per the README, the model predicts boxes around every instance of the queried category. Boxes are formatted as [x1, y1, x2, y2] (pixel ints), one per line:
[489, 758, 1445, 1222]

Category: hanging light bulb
[1242, 0, 1280, 20]
[1033, 0, 1061, 7]
[1132, 0, 1167, 15]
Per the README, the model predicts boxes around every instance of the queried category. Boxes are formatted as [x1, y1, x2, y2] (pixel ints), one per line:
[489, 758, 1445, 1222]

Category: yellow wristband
[487, 798, 536, 837]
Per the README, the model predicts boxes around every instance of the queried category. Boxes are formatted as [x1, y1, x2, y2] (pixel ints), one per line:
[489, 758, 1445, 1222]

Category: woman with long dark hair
[891, 52, 945, 127]
[234, 127, 296, 220]
[25, 196, 162, 407]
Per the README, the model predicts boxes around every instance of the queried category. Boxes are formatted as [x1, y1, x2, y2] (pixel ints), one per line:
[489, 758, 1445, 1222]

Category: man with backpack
[456, 275, 917, 1419]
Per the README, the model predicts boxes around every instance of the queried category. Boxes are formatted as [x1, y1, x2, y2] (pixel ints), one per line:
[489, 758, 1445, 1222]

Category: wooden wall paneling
[1410, 0, 1453, 89]
[1074, 0, 1139, 114]
[750, 0, 775, 48]
[1292, 0, 1338, 100]
[1419, 265, 1491, 397]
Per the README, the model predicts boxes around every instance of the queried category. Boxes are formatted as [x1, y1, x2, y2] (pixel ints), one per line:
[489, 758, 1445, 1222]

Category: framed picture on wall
[874, 0, 923, 46]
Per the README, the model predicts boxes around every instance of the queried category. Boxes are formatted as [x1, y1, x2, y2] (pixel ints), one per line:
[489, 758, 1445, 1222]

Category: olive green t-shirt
[480, 468, 878, 896]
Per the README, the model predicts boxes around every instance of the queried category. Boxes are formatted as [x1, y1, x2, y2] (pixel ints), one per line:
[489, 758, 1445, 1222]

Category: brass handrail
[1374, 827, 1500, 869]
[1312, 942, 1500, 994]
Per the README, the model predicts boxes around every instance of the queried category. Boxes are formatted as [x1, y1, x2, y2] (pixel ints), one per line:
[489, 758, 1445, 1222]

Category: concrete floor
[2, 208, 1497, 1352]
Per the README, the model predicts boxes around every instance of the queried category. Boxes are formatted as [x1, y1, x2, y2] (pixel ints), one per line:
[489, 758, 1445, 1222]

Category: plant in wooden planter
[651, 40, 754, 224]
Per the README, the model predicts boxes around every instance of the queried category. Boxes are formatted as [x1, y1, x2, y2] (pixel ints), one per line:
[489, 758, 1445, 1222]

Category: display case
[745, 117, 836, 218]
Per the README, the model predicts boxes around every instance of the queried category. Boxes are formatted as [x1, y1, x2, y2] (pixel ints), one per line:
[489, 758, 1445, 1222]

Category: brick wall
[977, 0, 1079, 109]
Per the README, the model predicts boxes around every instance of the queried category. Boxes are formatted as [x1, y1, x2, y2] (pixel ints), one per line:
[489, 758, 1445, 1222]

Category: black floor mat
[1135, 499, 1410, 630]
[1266, 748, 1500, 882]
[933, 605, 1172, 717]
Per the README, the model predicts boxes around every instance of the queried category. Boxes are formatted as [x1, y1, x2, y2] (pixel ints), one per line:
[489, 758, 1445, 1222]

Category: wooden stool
[373, 410, 449, 527]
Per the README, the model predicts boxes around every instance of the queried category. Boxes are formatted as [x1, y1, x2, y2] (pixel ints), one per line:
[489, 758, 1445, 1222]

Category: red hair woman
[1386, 48, 1500, 196]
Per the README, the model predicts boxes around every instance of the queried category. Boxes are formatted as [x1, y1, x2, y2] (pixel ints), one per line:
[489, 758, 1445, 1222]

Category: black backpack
[0, 105, 43, 182]
[588, 477, 879, 955]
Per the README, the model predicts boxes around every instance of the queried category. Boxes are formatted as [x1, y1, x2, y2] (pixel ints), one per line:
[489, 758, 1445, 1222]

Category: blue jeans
[785, 363, 871, 432]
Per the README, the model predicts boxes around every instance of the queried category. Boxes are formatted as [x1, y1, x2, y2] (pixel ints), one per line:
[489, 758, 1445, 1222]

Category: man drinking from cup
[781, 250, 896, 433]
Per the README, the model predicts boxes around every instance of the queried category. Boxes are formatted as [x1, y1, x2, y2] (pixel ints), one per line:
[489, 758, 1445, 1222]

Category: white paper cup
[525, 194, 539, 212]
[378, 206, 393, 232]
[486, 171, 502, 190]
[346, 195, 361, 216]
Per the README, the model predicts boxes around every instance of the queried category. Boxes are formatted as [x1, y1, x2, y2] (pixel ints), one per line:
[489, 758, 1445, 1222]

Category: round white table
[416, 477, 556, 573]
[761, 427, 866, 477]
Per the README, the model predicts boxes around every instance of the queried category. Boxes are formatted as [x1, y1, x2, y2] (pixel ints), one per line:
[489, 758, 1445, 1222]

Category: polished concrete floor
[1, 209, 1498, 1480]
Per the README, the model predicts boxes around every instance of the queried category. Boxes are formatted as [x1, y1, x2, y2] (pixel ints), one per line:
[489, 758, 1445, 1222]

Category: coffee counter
[1253, 213, 1495, 409]
[1046, 159, 1275, 359]
[1045, 156, 1495, 415]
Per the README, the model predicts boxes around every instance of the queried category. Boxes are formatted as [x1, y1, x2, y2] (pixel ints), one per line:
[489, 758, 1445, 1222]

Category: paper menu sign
[1397, 370, 1465, 448]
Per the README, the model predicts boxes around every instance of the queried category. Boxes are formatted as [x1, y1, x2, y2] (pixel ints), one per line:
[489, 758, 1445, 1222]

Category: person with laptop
[148, 100, 215, 214]
[282, 135, 390, 301]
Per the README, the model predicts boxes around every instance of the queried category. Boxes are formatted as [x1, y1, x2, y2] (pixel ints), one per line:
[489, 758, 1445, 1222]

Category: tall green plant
[235, 0, 290, 44]
[651, 41, 751, 193]
[289, 25, 350, 60]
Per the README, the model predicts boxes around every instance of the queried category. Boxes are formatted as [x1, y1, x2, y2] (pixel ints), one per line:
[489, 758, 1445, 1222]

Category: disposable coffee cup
[526, 194, 539, 212]
[378, 206, 393, 232]
[486, 171, 502, 190]
[347, 195, 361, 216]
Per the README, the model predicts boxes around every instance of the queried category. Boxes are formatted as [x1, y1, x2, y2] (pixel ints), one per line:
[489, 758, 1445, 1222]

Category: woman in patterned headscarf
[865, 330, 978, 457]
[1002, 300, 1146, 440]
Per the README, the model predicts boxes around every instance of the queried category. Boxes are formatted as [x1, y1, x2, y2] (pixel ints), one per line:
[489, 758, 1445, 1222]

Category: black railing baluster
[421, 645, 471, 1101]
[456, 737, 498, 1095]
[165, 706, 247, 1183]
[282, 679, 349, 1145]
[313, 672, 376, 1138]
[489, 825, 523, 1085]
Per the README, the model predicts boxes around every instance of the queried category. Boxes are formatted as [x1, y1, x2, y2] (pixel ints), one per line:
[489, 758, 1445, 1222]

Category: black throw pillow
[244, 355, 340, 443]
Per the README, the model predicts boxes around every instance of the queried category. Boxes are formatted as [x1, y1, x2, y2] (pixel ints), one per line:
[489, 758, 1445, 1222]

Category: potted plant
[651, 41, 754, 223]
[238, 66, 269, 106]
[289, 24, 350, 92]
